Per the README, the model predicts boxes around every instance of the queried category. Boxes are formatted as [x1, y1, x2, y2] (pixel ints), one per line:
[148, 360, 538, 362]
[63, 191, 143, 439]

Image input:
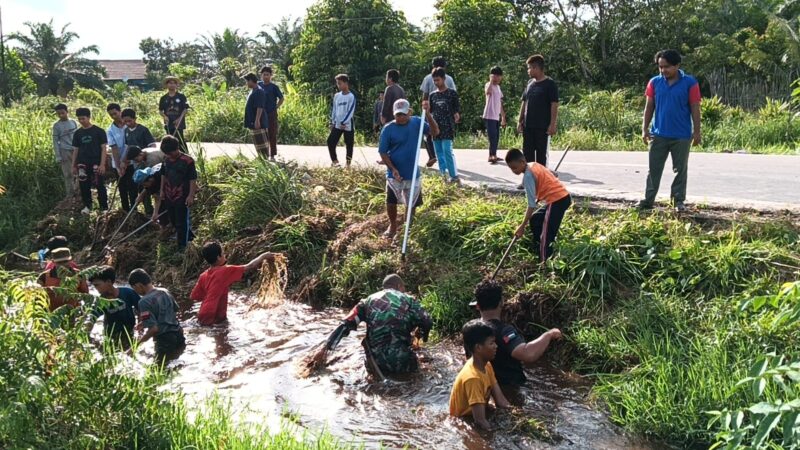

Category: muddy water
[131, 295, 663, 450]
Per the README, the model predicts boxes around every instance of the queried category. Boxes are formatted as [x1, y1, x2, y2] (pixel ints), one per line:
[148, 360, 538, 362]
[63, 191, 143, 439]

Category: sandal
[382, 230, 396, 240]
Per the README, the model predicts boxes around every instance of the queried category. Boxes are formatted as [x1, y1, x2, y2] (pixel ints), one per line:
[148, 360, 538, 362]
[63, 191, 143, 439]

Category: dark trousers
[485, 119, 500, 157]
[425, 134, 436, 160]
[522, 127, 549, 167]
[166, 126, 187, 152]
[118, 169, 138, 211]
[530, 195, 571, 262]
[166, 202, 195, 248]
[644, 136, 691, 205]
[140, 186, 154, 215]
[327, 127, 355, 163]
[154, 329, 186, 363]
[78, 164, 108, 210]
[266, 110, 279, 157]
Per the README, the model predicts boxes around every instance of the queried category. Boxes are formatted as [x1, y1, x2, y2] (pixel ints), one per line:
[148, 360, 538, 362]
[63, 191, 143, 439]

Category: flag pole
[400, 105, 426, 259]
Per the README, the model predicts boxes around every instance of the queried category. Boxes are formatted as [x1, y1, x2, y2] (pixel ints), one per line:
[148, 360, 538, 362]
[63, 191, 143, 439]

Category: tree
[256, 17, 303, 80]
[0, 49, 36, 104]
[9, 20, 105, 96]
[198, 28, 254, 87]
[292, 0, 414, 96]
[139, 37, 203, 85]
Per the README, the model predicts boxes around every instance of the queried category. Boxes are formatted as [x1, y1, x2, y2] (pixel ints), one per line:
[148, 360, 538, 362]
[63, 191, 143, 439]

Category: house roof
[96, 59, 147, 81]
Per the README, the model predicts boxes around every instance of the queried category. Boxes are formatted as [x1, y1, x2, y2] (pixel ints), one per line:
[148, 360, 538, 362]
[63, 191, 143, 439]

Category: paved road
[193, 143, 800, 212]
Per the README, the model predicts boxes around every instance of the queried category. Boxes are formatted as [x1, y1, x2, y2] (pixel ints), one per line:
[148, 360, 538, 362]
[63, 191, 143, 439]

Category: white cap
[392, 99, 410, 116]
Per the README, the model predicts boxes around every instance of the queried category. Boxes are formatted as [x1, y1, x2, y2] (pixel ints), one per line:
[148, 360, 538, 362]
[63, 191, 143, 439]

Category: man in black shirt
[159, 76, 190, 151]
[71, 107, 108, 214]
[469, 279, 562, 386]
[517, 54, 559, 168]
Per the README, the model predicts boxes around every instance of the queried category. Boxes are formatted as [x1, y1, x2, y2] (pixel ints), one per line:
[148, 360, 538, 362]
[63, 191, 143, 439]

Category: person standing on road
[52, 104, 78, 197]
[244, 73, 269, 159]
[159, 76, 190, 151]
[429, 67, 461, 183]
[639, 49, 702, 213]
[420, 56, 457, 168]
[327, 74, 357, 167]
[381, 69, 405, 126]
[483, 66, 506, 164]
[258, 66, 284, 160]
[517, 55, 559, 170]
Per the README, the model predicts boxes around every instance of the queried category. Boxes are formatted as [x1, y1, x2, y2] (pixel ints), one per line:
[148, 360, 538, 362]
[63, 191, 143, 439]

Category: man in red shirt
[191, 241, 277, 326]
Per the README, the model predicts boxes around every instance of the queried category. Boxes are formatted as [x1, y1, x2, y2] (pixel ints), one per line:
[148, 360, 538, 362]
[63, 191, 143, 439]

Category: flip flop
[382, 230, 396, 240]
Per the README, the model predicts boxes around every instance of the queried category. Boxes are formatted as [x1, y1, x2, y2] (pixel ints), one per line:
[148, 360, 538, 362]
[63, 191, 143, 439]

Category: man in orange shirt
[505, 148, 572, 262]
[190, 241, 277, 326]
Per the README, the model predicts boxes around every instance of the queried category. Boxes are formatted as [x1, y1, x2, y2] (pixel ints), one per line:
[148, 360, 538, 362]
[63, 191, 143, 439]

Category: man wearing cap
[329, 274, 433, 375]
[471, 279, 562, 386]
[420, 56, 457, 168]
[37, 247, 89, 311]
[133, 164, 168, 226]
[378, 98, 439, 240]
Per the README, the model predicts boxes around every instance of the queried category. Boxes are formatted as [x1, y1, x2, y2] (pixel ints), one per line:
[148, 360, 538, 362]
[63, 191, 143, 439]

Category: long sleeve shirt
[330, 91, 356, 132]
[52, 119, 78, 161]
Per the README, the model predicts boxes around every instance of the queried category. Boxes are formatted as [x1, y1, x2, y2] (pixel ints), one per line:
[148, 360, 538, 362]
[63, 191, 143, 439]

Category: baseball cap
[393, 99, 410, 116]
[133, 163, 162, 185]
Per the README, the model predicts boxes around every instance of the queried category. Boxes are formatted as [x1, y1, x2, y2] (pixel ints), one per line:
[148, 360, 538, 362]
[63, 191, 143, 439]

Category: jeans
[484, 119, 500, 157]
[644, 136, 691, 204]
[327, 127, 355, 163]
[78, 164, 108, 210]
[433, 139, 457, 179]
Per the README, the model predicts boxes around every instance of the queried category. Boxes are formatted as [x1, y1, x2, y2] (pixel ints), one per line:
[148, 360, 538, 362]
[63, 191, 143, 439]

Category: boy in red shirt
[191, 241, 277, 326]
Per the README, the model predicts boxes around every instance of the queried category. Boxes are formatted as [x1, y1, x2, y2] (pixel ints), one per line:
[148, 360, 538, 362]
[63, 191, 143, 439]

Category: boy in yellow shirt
[449, 319, 511, 430]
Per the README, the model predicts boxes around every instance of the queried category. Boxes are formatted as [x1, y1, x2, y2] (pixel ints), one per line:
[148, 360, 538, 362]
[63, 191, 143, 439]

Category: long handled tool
[552, 146, 571, 175]
[400, 106, 427, 261]
[102, 200, 140, 249]
[90, 175, 119, 250]
[103, 210, 168, 255]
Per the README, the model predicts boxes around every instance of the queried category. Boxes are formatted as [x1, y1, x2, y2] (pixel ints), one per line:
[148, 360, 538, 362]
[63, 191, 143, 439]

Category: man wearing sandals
[378, 99, 439, 240]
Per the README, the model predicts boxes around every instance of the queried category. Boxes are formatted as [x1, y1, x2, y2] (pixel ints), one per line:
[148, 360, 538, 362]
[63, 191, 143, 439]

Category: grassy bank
[12, 151, 800, 447]
[0, 272, 355, 449]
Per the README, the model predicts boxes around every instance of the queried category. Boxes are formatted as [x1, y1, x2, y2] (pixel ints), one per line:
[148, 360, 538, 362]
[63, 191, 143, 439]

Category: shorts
[386, 179, 423, 207]
[154, 329, 186, 362]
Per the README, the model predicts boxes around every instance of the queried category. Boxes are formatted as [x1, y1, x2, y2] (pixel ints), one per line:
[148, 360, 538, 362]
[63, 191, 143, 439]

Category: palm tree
[9, 20, 105, 96]
[257, 17, 302, 80]
[198, 28, 253, 87]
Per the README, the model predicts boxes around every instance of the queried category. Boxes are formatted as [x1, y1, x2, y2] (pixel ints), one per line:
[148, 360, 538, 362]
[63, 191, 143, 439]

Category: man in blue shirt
[87, 265, 141, 349]
[378, 99, 439, 239]
[244, 73, 269, 158]
[640, 49, 702, 213]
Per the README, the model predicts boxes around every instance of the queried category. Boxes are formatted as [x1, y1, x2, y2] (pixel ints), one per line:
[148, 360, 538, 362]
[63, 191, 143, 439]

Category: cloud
[2, 0, 436, 59]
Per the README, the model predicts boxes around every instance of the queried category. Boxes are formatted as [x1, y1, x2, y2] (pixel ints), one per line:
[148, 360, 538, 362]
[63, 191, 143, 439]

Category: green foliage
[0, 49, 36, 103]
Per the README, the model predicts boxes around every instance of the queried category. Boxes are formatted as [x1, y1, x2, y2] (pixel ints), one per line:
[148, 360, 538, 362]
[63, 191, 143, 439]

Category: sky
[1, 0, 438, 59]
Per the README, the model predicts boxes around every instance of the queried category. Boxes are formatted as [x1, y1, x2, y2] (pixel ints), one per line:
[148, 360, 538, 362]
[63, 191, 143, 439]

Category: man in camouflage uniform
[341, 274, 433, 374]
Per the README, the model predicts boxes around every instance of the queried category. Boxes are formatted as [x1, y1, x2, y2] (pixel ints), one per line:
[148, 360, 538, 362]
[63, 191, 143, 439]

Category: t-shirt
[522, 77, 559, 130]
[420, 73, 456, 96]
[92, 287, 141, 336]
[381, 84, 406, 123]
[107, 122, 127, 168]
[72, 125, 108, 166]
[159, 93, 189, 130]
[483, 83, 503, 121]
[138, 287, 182, 336]
[486, 319, 527, 385]
[190, 265, 245, 323]
[449, 358, 497, 417]
[53, 119, 78, 159]
[645, 70, 702, 140]
[162, 153, 197, 204]
[245, 87, 268, 130]
[373, 100, 383, 126]
[125, 125, 156, 150]
[257, 81, 284, 113]
[429, 88, 460, 141]
[135, 150, 165, 169]
[330, 91, 357, 132]
[378, 116, 429, 180]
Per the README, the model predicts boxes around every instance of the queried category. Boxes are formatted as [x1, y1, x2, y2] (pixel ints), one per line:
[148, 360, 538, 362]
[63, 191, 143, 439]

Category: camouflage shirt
[346, 289, 433, 373]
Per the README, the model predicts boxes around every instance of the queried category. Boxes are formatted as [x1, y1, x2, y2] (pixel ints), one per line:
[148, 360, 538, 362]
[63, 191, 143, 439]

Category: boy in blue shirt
[87, 265, 140, 349]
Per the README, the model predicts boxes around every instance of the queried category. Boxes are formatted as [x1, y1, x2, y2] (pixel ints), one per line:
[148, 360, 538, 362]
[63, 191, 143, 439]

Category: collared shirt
[646, 70, 702, 139]
[106, 122, 127, 169]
